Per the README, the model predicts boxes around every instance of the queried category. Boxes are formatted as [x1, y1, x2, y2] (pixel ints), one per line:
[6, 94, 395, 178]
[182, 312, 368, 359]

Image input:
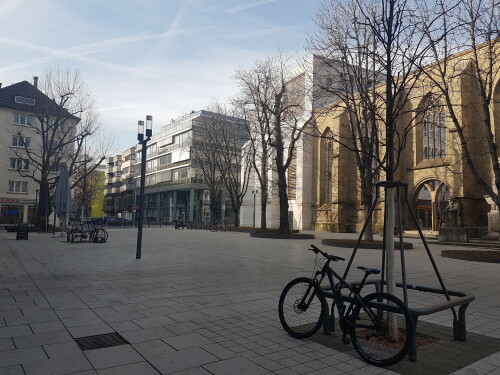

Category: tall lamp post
[252, 189, 258, 228]
[136, 115, 152, 259]
[35, 189, 39, 226]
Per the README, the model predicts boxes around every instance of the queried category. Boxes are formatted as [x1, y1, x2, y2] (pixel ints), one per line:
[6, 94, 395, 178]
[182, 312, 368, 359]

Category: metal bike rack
[328, 181, 475, 362]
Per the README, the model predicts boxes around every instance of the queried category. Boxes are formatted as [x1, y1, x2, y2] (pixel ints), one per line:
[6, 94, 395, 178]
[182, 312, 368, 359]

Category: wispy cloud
[0, 29, 192, 80]
[0, 0, 19, 17]
[224, 0, 278, 14]
[225, 25, 302, 40]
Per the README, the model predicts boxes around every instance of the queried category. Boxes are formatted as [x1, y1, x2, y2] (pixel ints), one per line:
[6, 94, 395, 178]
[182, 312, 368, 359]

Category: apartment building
[104, 110, 246, 223]
[0, 78, 78, 225]
[103, 147, 136, 219]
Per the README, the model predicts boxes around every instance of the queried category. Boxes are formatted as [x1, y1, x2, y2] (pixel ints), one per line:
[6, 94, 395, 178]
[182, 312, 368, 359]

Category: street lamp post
[136, 115, 152, 259]
[252, 189, 258, 228]
[35, 189, 39, 226]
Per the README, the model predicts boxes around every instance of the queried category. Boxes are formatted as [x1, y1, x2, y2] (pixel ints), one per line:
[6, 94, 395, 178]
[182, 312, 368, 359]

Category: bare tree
[203, 106, 251, 227]
[419, 0, 500, 213]
[235, 52, 313, 234]
[311, 0, 437, 338]
[11, 68, 105, 227]
[310, 0, 385, 241]
[233, 90, 273, 230]
[190, 116, 225, 221]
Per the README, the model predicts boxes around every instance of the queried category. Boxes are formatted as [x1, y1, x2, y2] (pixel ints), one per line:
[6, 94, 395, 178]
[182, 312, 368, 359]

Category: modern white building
[104, 110, 247, 224]
[239, 55, 343, 230]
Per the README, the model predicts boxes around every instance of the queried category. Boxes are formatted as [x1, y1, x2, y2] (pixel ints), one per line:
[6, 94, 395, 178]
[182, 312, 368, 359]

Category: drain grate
[74, 332, 130, 351]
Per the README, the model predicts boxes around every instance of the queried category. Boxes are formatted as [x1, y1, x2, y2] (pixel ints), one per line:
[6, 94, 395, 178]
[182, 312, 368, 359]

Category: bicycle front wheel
[278, 277, 326, 339]
[350, 292, 413, 366]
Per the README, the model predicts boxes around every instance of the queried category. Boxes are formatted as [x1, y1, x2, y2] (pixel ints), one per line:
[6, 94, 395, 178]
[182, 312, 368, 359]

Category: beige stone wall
[314, 47, 499, 233]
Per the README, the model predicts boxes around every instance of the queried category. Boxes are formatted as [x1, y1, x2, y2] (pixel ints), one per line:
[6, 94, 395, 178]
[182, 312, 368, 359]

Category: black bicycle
[278, 244, 413, 366]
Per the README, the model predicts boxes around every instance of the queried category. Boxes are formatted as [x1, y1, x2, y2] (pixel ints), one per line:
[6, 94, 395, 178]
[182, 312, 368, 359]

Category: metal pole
[136, 140, 147, 259]
[252, 190, 256, 228]
[133, 179, 137, 227]
[35, 189, 38, 225]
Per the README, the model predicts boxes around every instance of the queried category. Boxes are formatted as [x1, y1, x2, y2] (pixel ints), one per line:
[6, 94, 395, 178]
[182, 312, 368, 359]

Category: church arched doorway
[414, 180, 450, 231]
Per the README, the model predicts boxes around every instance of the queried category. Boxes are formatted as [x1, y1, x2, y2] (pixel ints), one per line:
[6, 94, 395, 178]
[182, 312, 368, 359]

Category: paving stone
[148, 347, 218, 373]
[0, 346, 47, 366]
[120, 327, 174, 344]
[109, 320, 141, 333]
[172, 367, 213, 375]
[30, 320, 66, 333]
[13, 330, 73, 348]
[67, 323, 115, 338]
[200, 342, 237, 360]
[23, 352, 93, 375]
[203, 356, 268, 375]
[96, 361, 161, 375]
[0, 324, 32, 338]
[133, 339, 176, 358]
[62, 314, 107, 328]
[43, 340, 83, 359]
[5, 308, 59, 326]
[162, 332, 213, 350]
[0, 364, 25, 375]
[132, 315, 176, 328]
[0, 337, 15, 351]
[84, 344, 144, 369]
[1, 229, 499, 375]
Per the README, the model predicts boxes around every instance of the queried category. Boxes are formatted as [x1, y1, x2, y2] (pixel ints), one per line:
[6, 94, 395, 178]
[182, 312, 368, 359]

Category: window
[174, 131, 191, 145]
[8, 181, 28, 193]
[13, 114, 34, 126]
[11, 135, 31, 148]
[15, 96, 35, 105]
[173, 167, 188, 180]
[422, 108, 446, 160]
[10, 158, 29, 170]
[159, 154, 172, 165]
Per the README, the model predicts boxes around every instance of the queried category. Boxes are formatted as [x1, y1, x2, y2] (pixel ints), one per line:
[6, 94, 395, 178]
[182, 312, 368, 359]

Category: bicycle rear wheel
[278, 277, 326, 339]
[350, 292, 413, 366]
[92, 229, 108, 243]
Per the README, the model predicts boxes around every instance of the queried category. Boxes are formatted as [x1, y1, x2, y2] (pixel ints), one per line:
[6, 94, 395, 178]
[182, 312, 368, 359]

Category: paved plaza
[0, 227, 499, 374]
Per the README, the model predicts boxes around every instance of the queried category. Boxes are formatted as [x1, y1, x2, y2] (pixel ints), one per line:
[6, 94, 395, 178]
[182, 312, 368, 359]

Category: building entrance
[415, 180, 450, 231]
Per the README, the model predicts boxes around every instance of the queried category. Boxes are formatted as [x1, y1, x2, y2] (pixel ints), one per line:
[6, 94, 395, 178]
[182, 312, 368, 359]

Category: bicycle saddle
[357, 266, 380, 275]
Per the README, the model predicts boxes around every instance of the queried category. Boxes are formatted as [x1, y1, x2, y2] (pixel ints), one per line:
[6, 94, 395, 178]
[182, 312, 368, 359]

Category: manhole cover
[74, 332, 130, 351]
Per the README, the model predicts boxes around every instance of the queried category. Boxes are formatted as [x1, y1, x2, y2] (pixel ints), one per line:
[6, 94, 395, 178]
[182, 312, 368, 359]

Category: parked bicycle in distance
[68, 218, 108, 243]
[278, 244, 413, 366]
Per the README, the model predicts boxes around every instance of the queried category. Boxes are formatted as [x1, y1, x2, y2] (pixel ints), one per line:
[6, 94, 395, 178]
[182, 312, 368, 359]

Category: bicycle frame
[303, 257, 379, 337]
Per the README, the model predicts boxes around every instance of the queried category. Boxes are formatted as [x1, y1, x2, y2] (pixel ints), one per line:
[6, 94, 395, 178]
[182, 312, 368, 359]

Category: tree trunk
[260, 148, 269, 229]
[232, 204, 240, 227]
[210, 191, 219, 221]
[385, 186, 398, 340]
[363, 201, 374, 242]
[277, 165, 290, 234]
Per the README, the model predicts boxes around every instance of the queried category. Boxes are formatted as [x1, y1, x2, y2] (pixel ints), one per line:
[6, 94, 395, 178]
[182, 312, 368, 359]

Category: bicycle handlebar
[309, 244, 345, 262]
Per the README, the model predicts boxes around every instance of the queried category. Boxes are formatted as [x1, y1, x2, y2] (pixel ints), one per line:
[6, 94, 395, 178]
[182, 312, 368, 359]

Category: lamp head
[138, 120, 144, 142]
[145, 115, 153, 138]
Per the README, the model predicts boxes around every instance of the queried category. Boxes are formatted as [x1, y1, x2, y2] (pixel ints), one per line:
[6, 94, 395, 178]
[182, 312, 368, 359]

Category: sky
[0, 0, 320, 153]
